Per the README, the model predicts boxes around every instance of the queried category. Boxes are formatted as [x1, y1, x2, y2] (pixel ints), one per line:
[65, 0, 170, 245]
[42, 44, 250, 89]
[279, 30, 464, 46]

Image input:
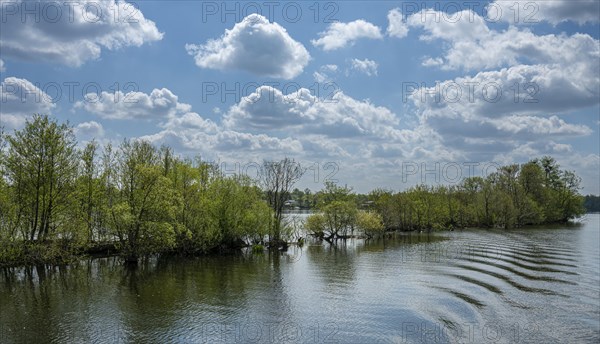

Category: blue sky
[1, 0, 599, 193]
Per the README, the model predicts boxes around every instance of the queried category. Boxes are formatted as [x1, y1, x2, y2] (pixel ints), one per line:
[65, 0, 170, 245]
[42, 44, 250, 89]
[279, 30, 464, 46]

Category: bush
[356, 211, 384, 237]
[305, 213, 326, 238]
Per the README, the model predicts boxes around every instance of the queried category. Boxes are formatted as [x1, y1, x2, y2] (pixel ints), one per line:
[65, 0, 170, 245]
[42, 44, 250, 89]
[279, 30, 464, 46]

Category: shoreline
[0, 217, 587, 269]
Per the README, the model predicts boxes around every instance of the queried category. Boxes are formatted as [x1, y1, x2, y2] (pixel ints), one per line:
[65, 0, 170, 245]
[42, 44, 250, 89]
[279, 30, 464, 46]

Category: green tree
[555, 170, 585, 221]
[78, 140, 100, 242]
[516, 162, 546, 225]
[107, 140, 181, 262]
[356, 211, 384, 238]
[167, 158, 272, 253]
[5, 115, 78, 241]
[307, 182, 358, 242]
[369, 188, 396, 230]
[0, 128, 17, 238]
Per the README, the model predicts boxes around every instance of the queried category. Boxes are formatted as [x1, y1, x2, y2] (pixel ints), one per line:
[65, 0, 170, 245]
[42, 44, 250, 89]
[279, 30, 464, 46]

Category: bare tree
[260, 158, 304, 246]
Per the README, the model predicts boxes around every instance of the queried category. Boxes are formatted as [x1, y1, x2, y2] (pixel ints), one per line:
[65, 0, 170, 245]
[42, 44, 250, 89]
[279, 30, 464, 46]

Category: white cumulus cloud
[487, 0, 600, 25]
[1, 77, 56, 129]
[75, 121, 105, 139]
[313, 64, 338, 82]
[75, 88, 192, 120]
[350, 58, 378, 76]
[0, 0, 163, 66]
[408, 10, 600, 72]
[185, 14, 310, 80]
[387, 8, 409, 38]
[224, 86, 400, 140]
[312, 19, 383, 51]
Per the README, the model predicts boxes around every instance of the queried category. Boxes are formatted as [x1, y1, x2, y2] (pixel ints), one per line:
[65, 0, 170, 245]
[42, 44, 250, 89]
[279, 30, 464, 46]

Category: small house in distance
[284, 199, 299, 209]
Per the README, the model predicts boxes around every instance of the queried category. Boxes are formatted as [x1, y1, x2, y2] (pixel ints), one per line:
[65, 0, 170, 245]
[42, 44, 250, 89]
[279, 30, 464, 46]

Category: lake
[1, 214, 598, 343]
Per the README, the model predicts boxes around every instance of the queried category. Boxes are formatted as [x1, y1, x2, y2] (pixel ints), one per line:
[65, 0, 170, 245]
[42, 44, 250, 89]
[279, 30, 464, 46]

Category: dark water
[1, 214, 598, 344]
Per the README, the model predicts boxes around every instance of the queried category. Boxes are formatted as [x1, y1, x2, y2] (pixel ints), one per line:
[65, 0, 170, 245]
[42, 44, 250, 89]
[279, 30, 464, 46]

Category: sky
[1, 0, 599, 194]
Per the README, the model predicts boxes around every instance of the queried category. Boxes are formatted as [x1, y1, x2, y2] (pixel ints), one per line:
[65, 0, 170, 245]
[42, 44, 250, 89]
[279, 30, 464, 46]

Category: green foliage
[0, 116, 588, 265]
[356, 211, 384, 238]
[287, 188, 317, 209]
[316, 181, 354, 206]
[306, 182, 362, 241]
[0, 239, 79, 267]
[4, 115, 78, 241]
[305, 213, 327, 238]
[368, 157, 585, 230]
[321, 200, 358, 238]
[199, 176, 271, 249]
[307, 184, 388, 241]
[0, 116, 274, 265]
[103, 140, 182, 260]
[252, 244, 265, 253]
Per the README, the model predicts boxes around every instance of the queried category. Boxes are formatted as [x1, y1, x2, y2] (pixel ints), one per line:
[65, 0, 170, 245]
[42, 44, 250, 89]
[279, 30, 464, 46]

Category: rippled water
[1, 214, 598, 343]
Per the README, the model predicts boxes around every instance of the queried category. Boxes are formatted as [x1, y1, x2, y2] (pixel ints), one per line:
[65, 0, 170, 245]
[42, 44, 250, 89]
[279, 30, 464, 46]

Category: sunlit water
[1, 214, 598, 343]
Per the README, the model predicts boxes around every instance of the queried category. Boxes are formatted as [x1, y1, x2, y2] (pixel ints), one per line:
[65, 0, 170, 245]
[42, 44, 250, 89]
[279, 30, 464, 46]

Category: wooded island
[0, 115, 587, 267]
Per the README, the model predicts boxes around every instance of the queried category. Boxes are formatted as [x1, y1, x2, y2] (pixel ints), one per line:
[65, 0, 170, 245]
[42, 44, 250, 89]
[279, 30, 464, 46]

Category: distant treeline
[364, 159, 585, 231]
[303, 157, 586, 239]
[0, 115, 588, 266]
[584, 195, 600, 212]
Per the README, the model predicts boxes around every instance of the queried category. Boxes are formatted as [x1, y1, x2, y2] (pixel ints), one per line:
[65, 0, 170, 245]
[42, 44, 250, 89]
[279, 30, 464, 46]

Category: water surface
[1, 214, 598, 343]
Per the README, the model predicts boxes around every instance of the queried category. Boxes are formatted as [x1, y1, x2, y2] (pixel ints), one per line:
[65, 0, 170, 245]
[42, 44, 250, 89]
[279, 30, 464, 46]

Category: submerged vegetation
[0, 115, 588, 266]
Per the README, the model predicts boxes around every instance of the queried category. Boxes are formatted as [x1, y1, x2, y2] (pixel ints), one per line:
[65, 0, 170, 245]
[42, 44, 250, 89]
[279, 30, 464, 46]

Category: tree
[78, 140, 100, 242]
[369, 188, 397, 230]
[0, 115, 590, 265]
[99, 142, 117, 241]
[107, 140, 181, 262]
[321, 200, 358, 240]
[0, 128, 18, 239]
[356, 211, 384, 238]
[159, 144, 174, 177]
[302, 188, 315, 209]
[305, 212, 327, 239]
[307, 182, 358, 242]
[4, 115, 78, 241]
[514, 162, 545, 225]
[208, 176, 271, 248]
[260, 158, 304, 246]
[555, 170, 585, 221]
[538, 156, 561, 189]
[519, 162, 544, 200]
[168, 157, 202, 252]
